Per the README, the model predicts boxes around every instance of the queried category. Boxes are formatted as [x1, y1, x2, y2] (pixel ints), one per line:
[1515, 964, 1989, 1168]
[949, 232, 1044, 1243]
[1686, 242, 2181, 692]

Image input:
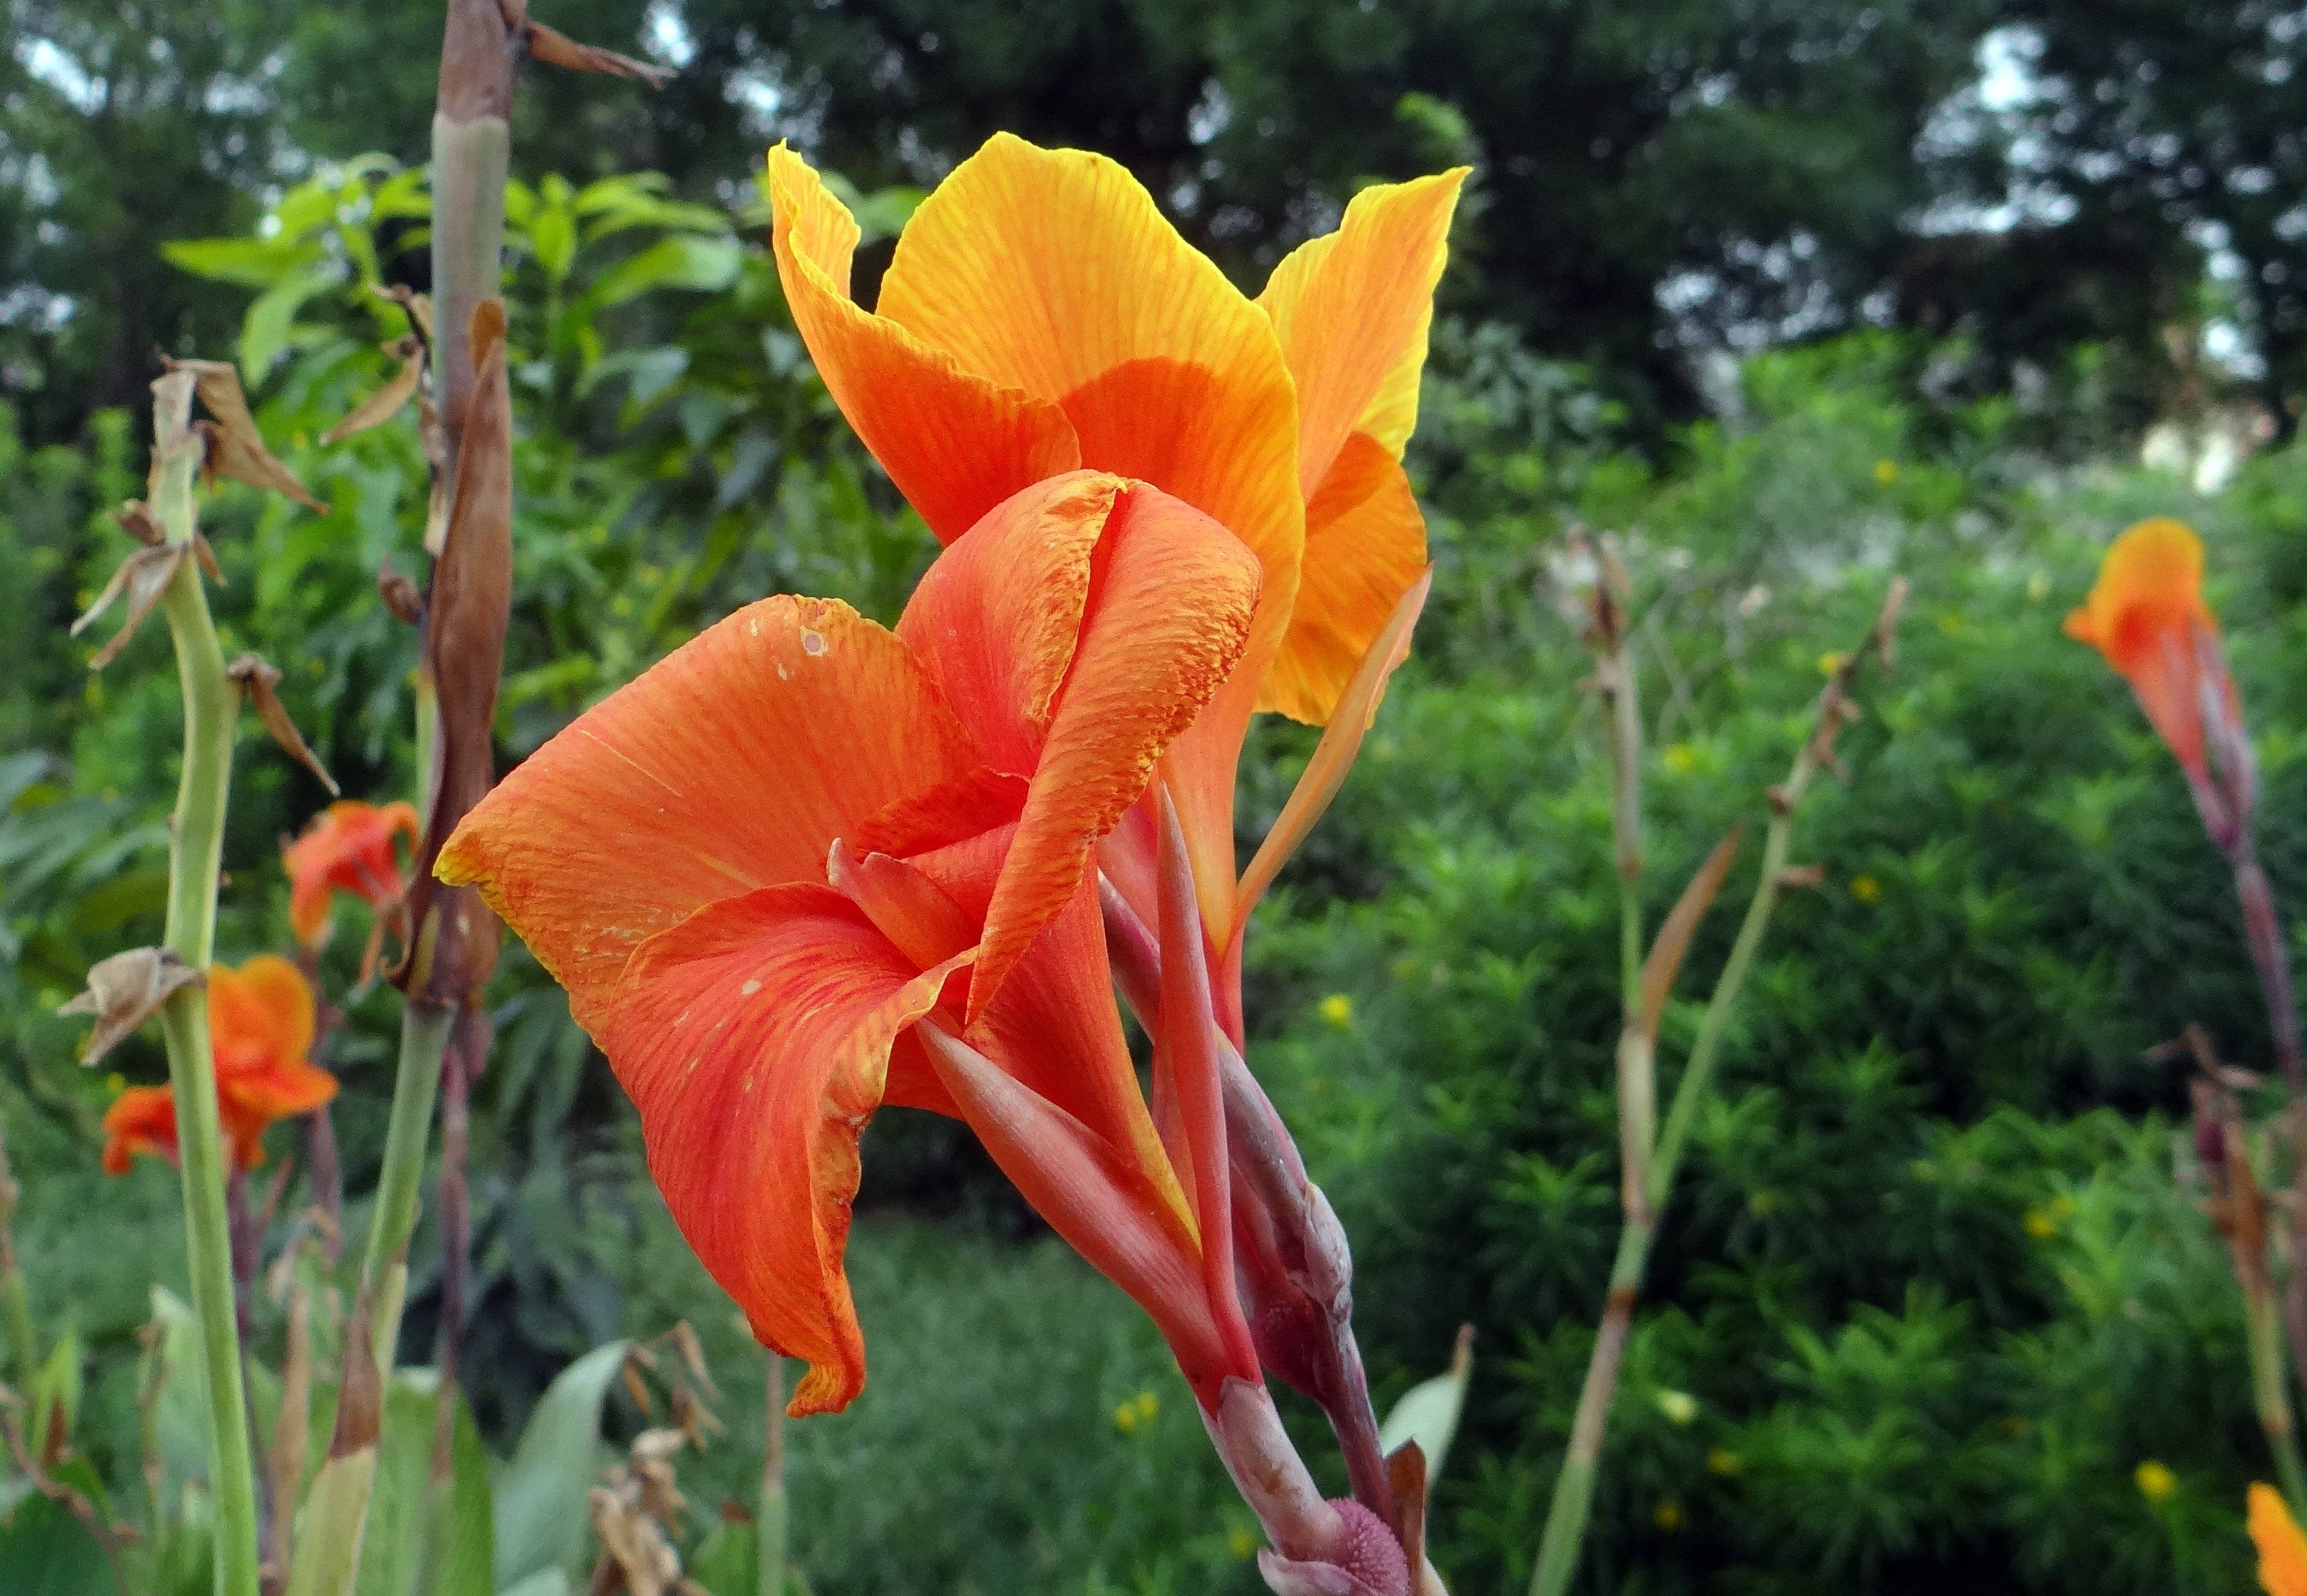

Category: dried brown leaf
[227, 654, 341, 796]
[58, 947, 203, 1066]
[76, 545, 187, 670]
[398, 301, 512, 1007]
[114, 501, 163, 545]
[164, 357, 326, 511]
[1637, 823, 1746, 1042]
[1776, 864, 1827, 890]
[191, 534, 225, 587]
[378, 561, 424, 626]
[501, 0, 675, 84]
[1387, 1439, 1430, 1584]
[321, 339, 425, 445]
[329, 1289, 384, 1457]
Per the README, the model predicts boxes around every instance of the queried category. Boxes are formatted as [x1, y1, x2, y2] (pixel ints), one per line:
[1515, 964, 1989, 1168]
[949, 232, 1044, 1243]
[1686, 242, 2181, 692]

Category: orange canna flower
[101, 954, 338, 1174]
[2065, 518, 2238, 778]
[440, 471, 1267, 1416]
[282, 799, 421, 949]
[2253, 1483, 2307, 1596]
[766, 136, 1463, 963]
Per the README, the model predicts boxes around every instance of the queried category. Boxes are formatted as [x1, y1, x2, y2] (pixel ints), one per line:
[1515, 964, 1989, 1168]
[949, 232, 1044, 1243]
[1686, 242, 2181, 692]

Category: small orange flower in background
[2064, 518, 2238, 780]
[101, 955, 337, 1174]
[282, 799, 420, 949]
[2251, 1482, 2307, 1596]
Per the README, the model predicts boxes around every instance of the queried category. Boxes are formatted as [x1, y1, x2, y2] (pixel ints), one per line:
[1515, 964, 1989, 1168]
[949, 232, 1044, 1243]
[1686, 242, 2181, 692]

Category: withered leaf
[227, 654, 341, 796]
[114, 501, 163, 546]
[58, 947, 203, 1066]
[1776, 864, 1827, 890]
[320, 336, 425, 445]
[1636, 822, 1746, 1042]
[191, 533, 225, 588]
[499, 0, 676, 83]
[372, 283, 434, 348]
[74, 544, 186, 670]
[419, 391, 450, 557]
[398, 300, 512, 1008]
[163, 356, 326, 511]
[378, 560, 424, 626]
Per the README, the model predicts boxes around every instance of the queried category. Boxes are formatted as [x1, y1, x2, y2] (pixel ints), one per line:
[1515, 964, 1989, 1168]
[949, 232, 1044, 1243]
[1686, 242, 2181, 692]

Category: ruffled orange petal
[1260, 435, 1430, 726]
[602, 883, 968, 1415]
[208, 956, 316, 1078]
[898, 477, 1262, 1015]
[765, 145, 1081, 543]
[438, 595, 983, 1034]
[2252, 1482, 2307, 1596]
[874, 134, 1303, 603]
[1257, 169, 1467, 497]
[101, 1085, 179, 1174]
[222, 1056, 339, 1130]
[284, 801, 420, 946]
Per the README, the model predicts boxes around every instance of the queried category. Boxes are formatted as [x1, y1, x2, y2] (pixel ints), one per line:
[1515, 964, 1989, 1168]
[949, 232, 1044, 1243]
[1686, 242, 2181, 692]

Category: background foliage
[4, 3, 2306, 1593]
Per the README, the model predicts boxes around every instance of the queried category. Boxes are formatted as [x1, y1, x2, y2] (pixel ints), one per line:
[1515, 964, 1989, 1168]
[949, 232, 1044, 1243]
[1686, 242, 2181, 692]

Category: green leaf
[0, 1489, 112, 1596]
[239, 269, 337, 386]
[28, 1328, 81, 1457]
[685, 1521, 755, 1596]
[160, 237, 323, 289]
[584, 236, 739, 311]
[491, 1340, 627, 1588]
[285, 1448, 377, 1596]
[527, 204, 577, 285]
[350, 1370, 490, 1596]
[1377, 1327, 1473, 1483]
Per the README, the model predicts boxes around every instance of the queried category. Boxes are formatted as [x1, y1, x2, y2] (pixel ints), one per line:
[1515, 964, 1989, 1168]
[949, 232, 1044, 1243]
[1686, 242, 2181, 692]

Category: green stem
[759, 1353, 787, 1596]
[2246, 1277, 2307, 1513]
[151, 377, 262, 1596]
[358, 1002, 453, 1376]
[1529, 1224, 1647, 1596]
[0, 1114, 40, 1393]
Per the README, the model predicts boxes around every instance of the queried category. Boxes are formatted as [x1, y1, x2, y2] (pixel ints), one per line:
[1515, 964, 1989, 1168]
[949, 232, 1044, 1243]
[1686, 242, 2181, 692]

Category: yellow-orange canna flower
[282, 799, 421, 949]
[101, 955, 337, 1174]
[766, 135, 1464, 956]
[2252, 1483, 2307, 1596]
[2064, 518, 2236, 777]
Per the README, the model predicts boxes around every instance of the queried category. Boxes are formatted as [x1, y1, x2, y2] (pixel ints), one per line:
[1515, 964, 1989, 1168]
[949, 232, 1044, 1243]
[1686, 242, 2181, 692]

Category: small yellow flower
[1936, 611, 1964, 636]
[1850, 874, 1881, 903]
[1817, 650, 1850, 677]
[1653, 1501, 1684, 1531]
[1113, 1389, 1160, 1433]
[1656, 1389, 1698, 1426]
[291, 430, 309, 450]
[1662, 743, 1697, 775]
[2026, 571, 2051, 602]
[104, 1072, 125, 1097]
[1873, 459, 1898, 486]
[1318, 993, 1353, 1028]
[1706, 1448, 1741, 1477]
[2135, 1461, 2177, 1502]
[1229, 1526, 1258, 1561]
[2022, 1207, 2060, 1240]
[1748, 1190, 1777, 1216]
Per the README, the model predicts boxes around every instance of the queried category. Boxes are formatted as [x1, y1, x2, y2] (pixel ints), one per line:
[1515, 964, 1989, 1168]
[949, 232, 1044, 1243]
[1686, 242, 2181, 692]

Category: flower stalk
[759, 1353, 787, 1596]
[149, 368, 265, 1596]
[1530, 576, 1905, 1596]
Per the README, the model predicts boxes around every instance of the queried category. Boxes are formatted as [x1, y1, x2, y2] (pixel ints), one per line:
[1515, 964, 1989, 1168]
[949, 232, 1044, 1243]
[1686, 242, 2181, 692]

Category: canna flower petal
[283, 799, 420, 948]
[600, 883, 969, 1415]
[1255, 170, 1464, 725]
[208, 955, 316, 1077]
[437, 596, 983, 1034]
[2065, 516, 2227, 771]
[766, 146, 1081, 542]
[101, 1085, 179, 1175]
[896, 473, 1262, 1014]
[2253, 1482, 2307, 1596]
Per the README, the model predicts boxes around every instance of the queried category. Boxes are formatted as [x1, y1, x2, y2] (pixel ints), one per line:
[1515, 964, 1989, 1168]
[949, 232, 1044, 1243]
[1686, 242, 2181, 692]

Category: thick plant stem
[358, 1001, 454, 1375]
[759, 1354, 787, 1596]
[151, 374, 263, 1596]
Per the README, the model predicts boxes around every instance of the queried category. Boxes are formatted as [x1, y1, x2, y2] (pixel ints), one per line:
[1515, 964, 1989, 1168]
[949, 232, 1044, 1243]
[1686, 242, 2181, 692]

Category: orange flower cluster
[282, 799, 419, 950]
[441, 135, 1465, 1587]
[101, 956, 336, 1174]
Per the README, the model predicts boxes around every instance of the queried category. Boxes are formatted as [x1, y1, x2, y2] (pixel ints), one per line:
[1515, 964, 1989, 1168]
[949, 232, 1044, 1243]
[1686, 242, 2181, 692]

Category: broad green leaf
[491, 1340, 627, 1588]
[0, 1489, 112, 1596]
[495, 1572, 572, 1596]
[160, 236, 322, 289]
[351, 1370, 490, 1596]
[273, 176, 344, 241]
[685, 1521, 755, 1596]
[1377, 1327, 1474, 1484]
[527, 204, 577, 285]
[584, 235, 739, 311]
[240, 269, 337, 385]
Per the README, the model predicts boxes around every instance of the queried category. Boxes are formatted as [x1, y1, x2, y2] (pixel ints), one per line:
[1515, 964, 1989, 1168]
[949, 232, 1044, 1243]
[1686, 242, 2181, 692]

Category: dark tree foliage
[1979, 3, 2307, 435]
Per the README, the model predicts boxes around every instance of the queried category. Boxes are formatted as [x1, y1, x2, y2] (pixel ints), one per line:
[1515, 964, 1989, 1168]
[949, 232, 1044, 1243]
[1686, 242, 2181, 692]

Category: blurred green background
[6, 2, 2307, 1592]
